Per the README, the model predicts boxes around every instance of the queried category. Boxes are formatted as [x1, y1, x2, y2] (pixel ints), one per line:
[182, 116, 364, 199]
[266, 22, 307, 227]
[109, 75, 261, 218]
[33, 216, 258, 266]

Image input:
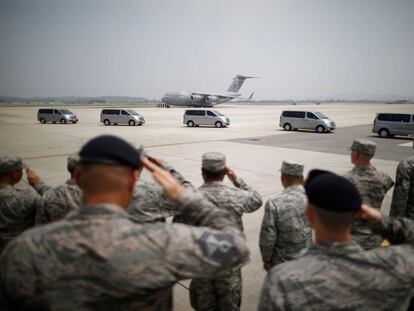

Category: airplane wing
[191, 91, 254, 100]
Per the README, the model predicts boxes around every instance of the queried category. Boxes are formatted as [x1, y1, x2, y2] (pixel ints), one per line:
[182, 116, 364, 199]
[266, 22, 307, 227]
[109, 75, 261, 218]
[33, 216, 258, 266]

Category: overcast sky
[0, 0, 413, 100]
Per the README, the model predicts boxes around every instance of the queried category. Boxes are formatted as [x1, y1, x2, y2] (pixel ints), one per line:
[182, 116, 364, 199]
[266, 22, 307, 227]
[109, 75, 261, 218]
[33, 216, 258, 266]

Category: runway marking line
[21, 139, 223, 161]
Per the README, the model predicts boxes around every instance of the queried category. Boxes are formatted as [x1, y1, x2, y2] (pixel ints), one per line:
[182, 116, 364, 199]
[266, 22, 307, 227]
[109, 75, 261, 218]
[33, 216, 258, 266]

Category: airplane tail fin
[226, 75, 257, 93]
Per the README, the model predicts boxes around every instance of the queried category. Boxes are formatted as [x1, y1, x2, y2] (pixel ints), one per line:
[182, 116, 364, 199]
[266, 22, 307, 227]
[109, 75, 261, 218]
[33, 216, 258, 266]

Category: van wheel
[283, 123, 292, 131]
[187, 121, 194, 127]
[40, 118, 46, 124]
[104, 119, 110, 126]
[316, 125, 325, 133]
[379, 129, 390, 138]
[129, 120, 135, 126]
[215, 121, 223, 128]
[60, 119, 67, 124]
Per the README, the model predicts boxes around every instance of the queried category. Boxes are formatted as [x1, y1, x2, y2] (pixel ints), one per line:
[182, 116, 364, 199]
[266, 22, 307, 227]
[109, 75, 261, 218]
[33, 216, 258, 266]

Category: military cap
[67, 153, 80, 172]
[350, 139, 376, 156]
[0, 156, 25, 174]
[79, 135, 141, 169]
[202, 152, 226, 172]
[280, 160, 304, 177]
[305, 170, 362, 213]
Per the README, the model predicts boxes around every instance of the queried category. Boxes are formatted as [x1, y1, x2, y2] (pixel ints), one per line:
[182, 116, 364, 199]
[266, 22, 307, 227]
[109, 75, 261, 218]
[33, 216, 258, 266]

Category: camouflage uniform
[188, 152, 262, 311]
[36, 179, 82, 224]
[259, 161, 311, 267]
[128, 162, 194, 223]
[259, 185, 311, 266]
[0, 190, 249, 310]
[0, 156, 42, 252]
[258, 216, 414, 311]
[344, 139, 394, 249]
[390, 155, 414, 220]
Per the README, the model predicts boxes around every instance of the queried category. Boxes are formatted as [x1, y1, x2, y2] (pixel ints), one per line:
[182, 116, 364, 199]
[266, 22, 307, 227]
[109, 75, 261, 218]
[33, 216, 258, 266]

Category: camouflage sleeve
[370, 216, 414, 245]
[386, 174, 395, 191]
[157, 223, 249, 281]
[233, 177, 263, 213]
[176, 190, 242, 235]
[32, 180, 52, 195]
[258, 272, 284, 311]
[162, 162, 195, 190]
[259, 200, 278, 263]
[390, 162, 410, 217]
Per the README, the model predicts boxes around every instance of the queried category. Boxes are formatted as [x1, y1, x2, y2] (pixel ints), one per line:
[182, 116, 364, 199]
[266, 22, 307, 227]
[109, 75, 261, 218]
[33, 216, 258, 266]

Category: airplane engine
[191, 95, 203, 102]
[205, 96, 219, 103]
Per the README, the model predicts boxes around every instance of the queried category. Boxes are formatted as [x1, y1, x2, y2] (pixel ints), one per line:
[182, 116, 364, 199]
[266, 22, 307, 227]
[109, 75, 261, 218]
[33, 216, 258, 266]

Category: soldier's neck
[314, 229, 353, 244]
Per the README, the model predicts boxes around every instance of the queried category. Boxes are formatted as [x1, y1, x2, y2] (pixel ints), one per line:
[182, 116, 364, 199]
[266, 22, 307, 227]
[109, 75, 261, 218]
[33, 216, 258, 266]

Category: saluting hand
[354, 204, 382, 224]
[225, 166, 237, 183]
[26, 168, 41, 186]
[142, 157, 183, 200]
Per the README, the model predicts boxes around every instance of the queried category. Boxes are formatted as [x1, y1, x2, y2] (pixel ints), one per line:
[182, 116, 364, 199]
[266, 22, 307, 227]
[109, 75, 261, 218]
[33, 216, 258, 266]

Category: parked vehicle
[37, 109, 78, 124]
[183, 109, 230, 128]
[100, 109, 145, 126]
[372, 113, 414, 138]
[279, 110, 336, 133]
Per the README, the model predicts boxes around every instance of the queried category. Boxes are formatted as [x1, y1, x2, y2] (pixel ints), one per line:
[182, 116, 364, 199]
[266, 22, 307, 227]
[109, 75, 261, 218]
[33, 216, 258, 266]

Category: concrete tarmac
[0, 102, 413, 310]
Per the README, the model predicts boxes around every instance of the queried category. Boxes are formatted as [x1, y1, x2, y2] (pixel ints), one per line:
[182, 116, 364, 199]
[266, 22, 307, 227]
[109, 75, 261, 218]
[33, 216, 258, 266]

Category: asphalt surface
[230, 124, 413, 162]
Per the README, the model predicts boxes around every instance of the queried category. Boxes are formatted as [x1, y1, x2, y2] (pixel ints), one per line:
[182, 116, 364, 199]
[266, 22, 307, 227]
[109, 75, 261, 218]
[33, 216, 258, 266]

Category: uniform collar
[77, 203, 127, 216]
[284, 184, 305, 193]
[307, 241, 363, 256]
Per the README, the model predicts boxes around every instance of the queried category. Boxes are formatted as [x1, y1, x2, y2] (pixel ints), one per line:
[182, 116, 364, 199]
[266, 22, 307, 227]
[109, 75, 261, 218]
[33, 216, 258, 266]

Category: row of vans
[37, 109, 146, 126]
[279, 110, 413, 137]
[37, 108, 230, 128]
[37, 108, 413, 137]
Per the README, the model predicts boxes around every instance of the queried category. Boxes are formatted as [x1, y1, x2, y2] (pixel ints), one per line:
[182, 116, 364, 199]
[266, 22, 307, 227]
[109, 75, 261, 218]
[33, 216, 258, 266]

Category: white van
[183, 109, 230, 128]
[372, 113, 414, 138]
[100, 109, 145, 126]
[279, 110, 336, 133]
[37, 109, 78, 124]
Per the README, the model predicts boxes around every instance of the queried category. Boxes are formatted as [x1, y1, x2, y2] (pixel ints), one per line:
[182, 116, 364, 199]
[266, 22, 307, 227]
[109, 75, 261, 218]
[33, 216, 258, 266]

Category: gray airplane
[161, 74, 256, 107]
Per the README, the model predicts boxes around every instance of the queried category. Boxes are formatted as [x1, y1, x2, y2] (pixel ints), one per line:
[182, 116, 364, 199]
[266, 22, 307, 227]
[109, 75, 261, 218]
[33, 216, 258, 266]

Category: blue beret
[79, 135, 141, 169]
[305, 170, 362, 213]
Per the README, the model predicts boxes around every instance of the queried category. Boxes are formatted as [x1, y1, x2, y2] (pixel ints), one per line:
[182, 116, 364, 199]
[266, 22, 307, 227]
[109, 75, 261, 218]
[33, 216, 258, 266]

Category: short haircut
[79, 163, 134, 194]
[202, 168, 225, 180]
[282, 173, 303, 183]
[313, 206, 354, 233]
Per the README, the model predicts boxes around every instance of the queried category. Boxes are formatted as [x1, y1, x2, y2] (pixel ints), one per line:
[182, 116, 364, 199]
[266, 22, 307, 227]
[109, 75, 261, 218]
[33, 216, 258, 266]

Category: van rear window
[39, 109, 53, 114]
[186, 110, 205, 116]
[378, 113, 411, 123]
[283, 111, 305, 118]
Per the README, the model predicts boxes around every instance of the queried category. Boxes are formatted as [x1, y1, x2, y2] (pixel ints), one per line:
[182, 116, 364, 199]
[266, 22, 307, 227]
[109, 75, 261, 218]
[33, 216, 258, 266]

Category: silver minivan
[372, 113, 414, 138]
[279, 110, 336, 133]
[100, 109, 145, 126]
[37, 108, 78, 124]
[183, 109, 230, 128]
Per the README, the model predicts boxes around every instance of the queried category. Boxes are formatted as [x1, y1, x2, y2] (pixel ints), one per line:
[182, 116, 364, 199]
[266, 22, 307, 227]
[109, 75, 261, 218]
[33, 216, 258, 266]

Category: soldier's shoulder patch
[198, 233, 237, 263]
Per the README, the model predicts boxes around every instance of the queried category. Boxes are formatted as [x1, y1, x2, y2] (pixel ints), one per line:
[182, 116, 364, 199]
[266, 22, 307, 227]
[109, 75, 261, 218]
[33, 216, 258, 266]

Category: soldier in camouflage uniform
[344, 139, 394, 249]
[259, 171, 414, 311]
[390, 136, 414, 220]
[36, 154, 82, 224]
[128, 156, 194, 223]
[0, 135, 249, 310]
[189, 152, 262, 311]
[0, 156, 41, 252]
[259, 161, 311, 270]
